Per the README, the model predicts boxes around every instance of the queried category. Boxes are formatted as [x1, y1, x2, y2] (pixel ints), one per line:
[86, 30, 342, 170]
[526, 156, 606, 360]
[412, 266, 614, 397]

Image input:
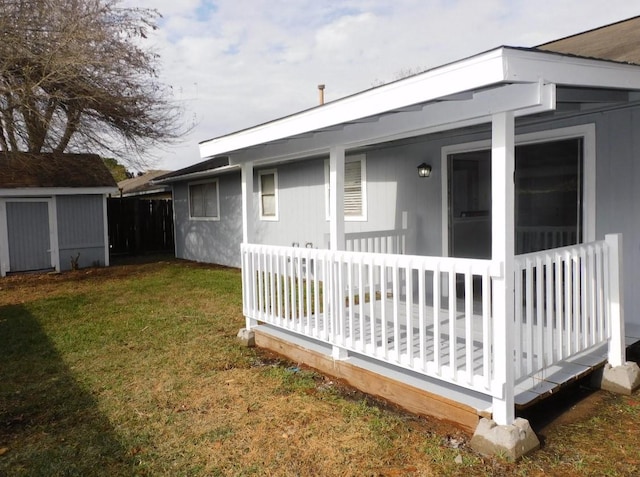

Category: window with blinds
[344, 159, 362, 216]
[325, 154, 367, 221]
[259, 170, 278, 220]
[189, 180, 219, 220]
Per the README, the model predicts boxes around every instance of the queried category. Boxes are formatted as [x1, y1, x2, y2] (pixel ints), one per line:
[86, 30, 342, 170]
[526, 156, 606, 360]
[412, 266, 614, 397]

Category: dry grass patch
[1, 258, 639, 476]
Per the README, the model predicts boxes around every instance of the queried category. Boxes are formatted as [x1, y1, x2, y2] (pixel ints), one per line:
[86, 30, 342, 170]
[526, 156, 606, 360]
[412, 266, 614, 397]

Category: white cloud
[120, 0, 640, 170]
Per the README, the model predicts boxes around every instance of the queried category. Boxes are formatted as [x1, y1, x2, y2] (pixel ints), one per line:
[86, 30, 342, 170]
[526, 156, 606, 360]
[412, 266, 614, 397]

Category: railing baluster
[545, 253, 554, 368]
[482, 271, 491, 389]
[554, 251, 563, 361]
[465, 267, 473, 385]
[535, 255, 544, 373]
[347, 255, 354, 347]
[418, 264, 426, 371]
[304, 250, 310, 334]
[392, 260, 400, 362]
[525, 258, 534, 376]
[596, 244, 605, 342]
[448, 266, 456, 380]
[368, 258, 375, 353]
[433, 264, 441, 374]
[514, 263, 523, 380]
[381, 263, 388, 359]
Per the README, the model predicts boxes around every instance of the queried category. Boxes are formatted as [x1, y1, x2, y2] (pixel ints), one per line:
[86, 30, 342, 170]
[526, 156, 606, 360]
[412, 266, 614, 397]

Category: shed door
[6, 201, 52, 272]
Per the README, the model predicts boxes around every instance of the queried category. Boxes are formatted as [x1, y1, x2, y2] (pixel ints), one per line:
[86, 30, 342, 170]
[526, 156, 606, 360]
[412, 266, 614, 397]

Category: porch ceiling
[199, 46, 640, 166]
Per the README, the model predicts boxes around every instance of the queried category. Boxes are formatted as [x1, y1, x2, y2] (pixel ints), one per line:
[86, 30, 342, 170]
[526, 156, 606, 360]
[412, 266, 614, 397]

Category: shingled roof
[153, 155, 231, 182]
[0, 152, 117, 189]
[538, 16, 640, 65]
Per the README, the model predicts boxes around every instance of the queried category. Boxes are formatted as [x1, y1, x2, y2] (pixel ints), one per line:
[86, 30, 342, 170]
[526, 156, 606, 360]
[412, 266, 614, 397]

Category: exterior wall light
[417, 163, 432, 178]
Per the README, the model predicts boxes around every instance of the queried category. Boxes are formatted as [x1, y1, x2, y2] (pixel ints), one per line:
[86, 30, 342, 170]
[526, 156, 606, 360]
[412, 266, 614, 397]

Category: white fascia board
[0, 187, 118, 197]
[227, 82, 556, 165]
[503, 48, 640, 90]
[200, 46, 640, 162]
[199, 48, 511, 159]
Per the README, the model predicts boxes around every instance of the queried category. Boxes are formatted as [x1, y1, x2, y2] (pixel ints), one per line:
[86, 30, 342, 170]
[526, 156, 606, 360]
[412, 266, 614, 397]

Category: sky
[122, 0, 640, 172]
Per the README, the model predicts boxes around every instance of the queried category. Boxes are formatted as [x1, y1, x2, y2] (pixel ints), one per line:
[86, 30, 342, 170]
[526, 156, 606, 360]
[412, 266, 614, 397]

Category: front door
[448, 137, 583, 258]
[448, 150, 491, 258]
[6, 201, 53, 272]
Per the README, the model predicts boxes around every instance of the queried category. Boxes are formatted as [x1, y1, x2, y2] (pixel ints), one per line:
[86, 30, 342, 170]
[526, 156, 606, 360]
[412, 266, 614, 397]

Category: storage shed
[0, 152, 117, 276]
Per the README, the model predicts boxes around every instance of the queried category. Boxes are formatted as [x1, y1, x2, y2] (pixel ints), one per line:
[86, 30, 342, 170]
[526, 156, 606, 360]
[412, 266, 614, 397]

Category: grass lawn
[1, 258, 639, 476]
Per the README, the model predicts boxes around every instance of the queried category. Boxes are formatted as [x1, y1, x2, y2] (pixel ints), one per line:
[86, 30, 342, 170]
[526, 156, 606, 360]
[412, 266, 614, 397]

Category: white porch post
[241, 161, 256, 329]
[241, 161, 255, 245]
[491, 112, 516, 426]
[329, 146, 347, 359]
[329, 146, 345, 251]
[606, 233, 625, 367]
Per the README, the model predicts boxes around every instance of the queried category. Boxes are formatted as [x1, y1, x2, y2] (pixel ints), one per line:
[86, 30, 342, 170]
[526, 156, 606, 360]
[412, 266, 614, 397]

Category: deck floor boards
[279, 296, 610, 408]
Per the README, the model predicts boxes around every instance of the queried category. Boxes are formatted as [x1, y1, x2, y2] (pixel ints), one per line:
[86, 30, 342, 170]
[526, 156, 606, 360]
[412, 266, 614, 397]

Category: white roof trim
[0, 187, 117, 197]
[199, 47, 640, 160]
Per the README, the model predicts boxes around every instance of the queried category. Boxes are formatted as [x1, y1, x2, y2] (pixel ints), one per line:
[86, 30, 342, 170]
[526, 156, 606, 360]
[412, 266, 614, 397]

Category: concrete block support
[237, 328, 256, 347]
[470, 418, 540, 461]
[596, 362, 640, 395]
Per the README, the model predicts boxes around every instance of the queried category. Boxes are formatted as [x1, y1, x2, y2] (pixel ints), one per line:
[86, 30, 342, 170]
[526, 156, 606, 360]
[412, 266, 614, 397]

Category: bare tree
[0, 0, 186, 166]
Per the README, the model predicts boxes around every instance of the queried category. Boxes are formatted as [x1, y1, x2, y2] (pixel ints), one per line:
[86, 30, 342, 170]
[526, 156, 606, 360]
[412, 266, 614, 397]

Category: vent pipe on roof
[318, 84, 325, 105]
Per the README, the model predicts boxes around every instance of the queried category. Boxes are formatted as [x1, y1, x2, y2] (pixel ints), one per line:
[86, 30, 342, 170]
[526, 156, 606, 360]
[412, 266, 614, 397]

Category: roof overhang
[198, 46, 640, 165]
[152, 164, 241, 184]
[0, 187, 118, 197]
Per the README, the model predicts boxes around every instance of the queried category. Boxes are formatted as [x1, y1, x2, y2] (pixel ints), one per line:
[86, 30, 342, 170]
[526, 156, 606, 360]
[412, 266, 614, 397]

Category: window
[189, 180, 219, 220]
[325, 154, 367, 221]
[259, 170, 278, 220]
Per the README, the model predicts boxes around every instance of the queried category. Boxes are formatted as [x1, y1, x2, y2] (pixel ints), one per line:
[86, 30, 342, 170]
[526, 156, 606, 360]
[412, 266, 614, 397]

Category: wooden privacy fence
[107, 198, 174, 255]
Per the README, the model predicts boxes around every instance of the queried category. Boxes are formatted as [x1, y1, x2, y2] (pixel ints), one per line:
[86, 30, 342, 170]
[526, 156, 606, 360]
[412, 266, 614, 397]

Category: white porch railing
[242, 234, 623, 407]
[324, 229, 408, 254]
[242, 244, 502, 396]
[513, 237, 617, 383]
[516, 225, 578, 254]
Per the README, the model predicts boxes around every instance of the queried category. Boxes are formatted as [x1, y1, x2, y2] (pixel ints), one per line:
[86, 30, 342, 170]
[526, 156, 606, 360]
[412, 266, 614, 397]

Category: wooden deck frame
[254, 324, 487, 433]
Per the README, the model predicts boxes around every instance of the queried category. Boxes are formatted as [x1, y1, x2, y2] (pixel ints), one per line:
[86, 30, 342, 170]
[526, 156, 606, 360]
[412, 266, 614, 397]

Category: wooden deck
[513, 344, 608, 408]
[261, 297, 611, 412]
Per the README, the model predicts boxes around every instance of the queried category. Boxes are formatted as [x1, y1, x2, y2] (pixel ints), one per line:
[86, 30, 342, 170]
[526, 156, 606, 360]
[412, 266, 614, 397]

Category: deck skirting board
[253, 324, 490, 433]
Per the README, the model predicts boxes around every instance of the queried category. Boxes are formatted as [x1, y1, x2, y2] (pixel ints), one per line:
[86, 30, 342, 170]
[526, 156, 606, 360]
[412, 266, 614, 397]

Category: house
[0, 152, 117, 276]
[154, 156, 241, 268]
[108, 170, 175, 256]
[157, 19, 640, 457]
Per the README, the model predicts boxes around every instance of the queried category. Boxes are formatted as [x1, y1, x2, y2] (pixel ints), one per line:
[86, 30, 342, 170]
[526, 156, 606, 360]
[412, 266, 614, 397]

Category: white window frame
[258, 169, 279, 221]
[188, 179, 220, 221]
[440, 123, 596, 256]
[325, 154, 368, 221]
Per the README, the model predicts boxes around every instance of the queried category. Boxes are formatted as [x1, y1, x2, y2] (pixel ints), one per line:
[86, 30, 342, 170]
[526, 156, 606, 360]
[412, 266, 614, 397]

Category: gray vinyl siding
[173, 172, 243, 268]
[56, 195, 106, 270]
[171, 104, 640, 334]
[254, 159, 327, 249]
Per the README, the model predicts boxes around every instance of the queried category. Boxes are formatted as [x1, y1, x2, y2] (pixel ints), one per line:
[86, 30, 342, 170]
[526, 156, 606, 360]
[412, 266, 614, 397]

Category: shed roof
[118, 170, 171, 196]
[0, 152, 117, 189]
[538, 16, 640, 64]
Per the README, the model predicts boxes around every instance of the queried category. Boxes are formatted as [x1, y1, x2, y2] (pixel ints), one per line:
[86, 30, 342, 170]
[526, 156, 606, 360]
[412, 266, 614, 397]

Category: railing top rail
[514, 239, 607, 262]
[242, 242, 501, 276]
